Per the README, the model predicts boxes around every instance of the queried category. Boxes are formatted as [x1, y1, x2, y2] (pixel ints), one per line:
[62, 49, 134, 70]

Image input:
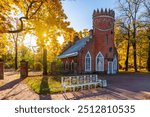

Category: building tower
[93, 8, 117, 73]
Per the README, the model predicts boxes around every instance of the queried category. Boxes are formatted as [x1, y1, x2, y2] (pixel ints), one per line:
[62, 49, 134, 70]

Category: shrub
[4, 63, 14, 69]
[34, 62, 43, 71]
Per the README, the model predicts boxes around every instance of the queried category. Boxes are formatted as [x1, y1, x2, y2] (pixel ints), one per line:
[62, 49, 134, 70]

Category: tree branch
[6, 1, 44, 33]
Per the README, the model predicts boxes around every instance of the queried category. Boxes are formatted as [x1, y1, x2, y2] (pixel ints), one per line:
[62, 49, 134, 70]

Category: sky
[62, 0, 117, 31]
[24, 0, 117, 47]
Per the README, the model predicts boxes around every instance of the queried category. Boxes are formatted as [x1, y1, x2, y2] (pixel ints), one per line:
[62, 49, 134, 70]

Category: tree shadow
[39, 76, 51, 100]
[0, 78, 24, 91]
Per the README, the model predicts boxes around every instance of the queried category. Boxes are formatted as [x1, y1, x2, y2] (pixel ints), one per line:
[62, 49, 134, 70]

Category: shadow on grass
[39, 76, 51, 100]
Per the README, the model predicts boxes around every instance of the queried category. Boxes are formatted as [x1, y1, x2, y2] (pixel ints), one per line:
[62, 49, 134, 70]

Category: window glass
[85, 52, 91, 71]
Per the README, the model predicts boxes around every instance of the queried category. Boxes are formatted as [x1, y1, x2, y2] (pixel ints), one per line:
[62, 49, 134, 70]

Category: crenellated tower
[93, 8, 115, 61]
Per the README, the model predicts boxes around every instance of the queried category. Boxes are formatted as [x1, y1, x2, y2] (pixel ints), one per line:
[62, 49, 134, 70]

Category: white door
[107, 61, 113, 74]
[113, 57, 117, 74]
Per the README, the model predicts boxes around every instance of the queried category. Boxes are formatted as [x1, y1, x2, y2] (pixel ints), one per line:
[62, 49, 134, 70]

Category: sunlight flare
[57, 35, 64, 44]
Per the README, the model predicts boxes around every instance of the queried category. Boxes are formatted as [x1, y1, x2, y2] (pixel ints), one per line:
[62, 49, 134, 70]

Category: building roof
[57, 36, 92, 59]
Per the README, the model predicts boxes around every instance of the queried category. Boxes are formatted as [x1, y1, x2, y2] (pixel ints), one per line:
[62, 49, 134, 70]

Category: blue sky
[24, 0, 118, 46]
[62, 0, 117, 31]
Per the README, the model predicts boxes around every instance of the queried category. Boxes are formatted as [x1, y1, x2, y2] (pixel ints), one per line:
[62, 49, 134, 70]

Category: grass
[119, 68, 149, 73]
[24, 75, 64, 94]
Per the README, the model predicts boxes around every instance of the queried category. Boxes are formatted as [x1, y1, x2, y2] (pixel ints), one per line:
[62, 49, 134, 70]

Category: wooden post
[20, 60, 28, 78]
[0, 59, 4, 80]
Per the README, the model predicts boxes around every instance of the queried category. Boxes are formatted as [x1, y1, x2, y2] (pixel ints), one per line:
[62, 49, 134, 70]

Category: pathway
[0, 72, 150, 100]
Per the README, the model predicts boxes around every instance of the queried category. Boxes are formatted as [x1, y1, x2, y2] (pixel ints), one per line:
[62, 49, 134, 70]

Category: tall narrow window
[109, 47, 113, 53]
[65, 61, 69, 70]
[71, 60, 74, 71]
[62, 62, 65, 70]
[85, 52, 91, 72]
[113, 56, 117, 71]
[105, 34, 108, 44]
[96, 52, 104, 71]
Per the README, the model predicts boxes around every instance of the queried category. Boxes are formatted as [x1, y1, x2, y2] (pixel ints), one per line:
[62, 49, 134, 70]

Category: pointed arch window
[65, 61, 69, 70]
[96, 52, 104, 71]
[71, 60, 74, 71]
[62, 62, 65, 70]
[113, 56, 117, 71]
[85, 52, 91, 72]
[105, 34, 109, 44]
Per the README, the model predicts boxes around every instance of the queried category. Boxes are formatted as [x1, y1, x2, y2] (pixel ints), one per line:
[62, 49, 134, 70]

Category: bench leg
[64, 88, 66, 93]
[88, 85, 90, 90]
[81, 86, 83, 90]
[73, 87, 75, 92]
[94, 84, 96, 88]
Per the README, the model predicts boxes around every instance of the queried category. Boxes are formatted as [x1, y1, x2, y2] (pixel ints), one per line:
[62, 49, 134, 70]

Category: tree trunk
[125, 40, 130, 71]
[125, 27, 130, 71]
[43, 48, 47, 75]
[132, 22, 137, 72]
[15, 38, 18, 70]
[132, 42, 137, 72]
[147, 38, 150, 72]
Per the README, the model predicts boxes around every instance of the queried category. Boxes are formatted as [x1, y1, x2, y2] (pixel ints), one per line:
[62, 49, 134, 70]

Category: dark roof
[57, 36, 92, 59]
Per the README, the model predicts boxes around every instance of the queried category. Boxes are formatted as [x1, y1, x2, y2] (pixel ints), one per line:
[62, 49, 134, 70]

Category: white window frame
[85, 51, 92, 72]
[113, 56, 117, 73]
[107, 61, 113, 74]
[96, 52, 104, 71]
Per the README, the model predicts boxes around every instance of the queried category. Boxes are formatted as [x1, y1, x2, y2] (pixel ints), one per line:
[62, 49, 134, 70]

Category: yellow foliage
[0, 34, 7, 57]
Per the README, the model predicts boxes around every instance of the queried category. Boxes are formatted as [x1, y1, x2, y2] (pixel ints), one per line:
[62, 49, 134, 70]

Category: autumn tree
[115, 18, 132, 71]
[117, 0, 143, 71]
[143, 0, 150, 71]
[11, 33, 19, 70]
[0, 34, 7, 58]
[78, 29, 89, 39]
[33, 0, 70, 75]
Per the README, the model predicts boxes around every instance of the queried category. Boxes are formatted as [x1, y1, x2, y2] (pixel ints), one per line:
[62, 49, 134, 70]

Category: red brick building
[58, 8, 118, 74]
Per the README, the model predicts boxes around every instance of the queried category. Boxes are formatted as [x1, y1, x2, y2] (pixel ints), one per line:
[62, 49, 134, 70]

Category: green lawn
[24, 75, 64, 94]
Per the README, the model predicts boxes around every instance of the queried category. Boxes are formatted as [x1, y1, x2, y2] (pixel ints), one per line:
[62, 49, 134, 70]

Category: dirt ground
[0, 72, 150, 100]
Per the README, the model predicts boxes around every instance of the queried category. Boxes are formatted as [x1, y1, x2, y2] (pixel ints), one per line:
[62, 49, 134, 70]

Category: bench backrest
[61, 74, 98, 86]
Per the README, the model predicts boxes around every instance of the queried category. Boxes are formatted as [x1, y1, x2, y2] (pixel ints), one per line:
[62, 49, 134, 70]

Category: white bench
[61, 74, 99, 93]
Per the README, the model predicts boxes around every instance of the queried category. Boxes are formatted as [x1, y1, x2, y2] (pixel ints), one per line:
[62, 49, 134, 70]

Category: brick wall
[60, 9, 117, 74]
[77, 9, 116, 73]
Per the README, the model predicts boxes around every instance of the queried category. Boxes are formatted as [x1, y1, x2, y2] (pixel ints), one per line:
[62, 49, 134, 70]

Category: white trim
[85, 51, 92, 72]
[107, 61, 113, 74]
[57, 52, 78, 59]
[93, 15, 115, 19]
[94, 26, 114, 32]
[113, 56, 117, 74]
[96, 52, 104, 71]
